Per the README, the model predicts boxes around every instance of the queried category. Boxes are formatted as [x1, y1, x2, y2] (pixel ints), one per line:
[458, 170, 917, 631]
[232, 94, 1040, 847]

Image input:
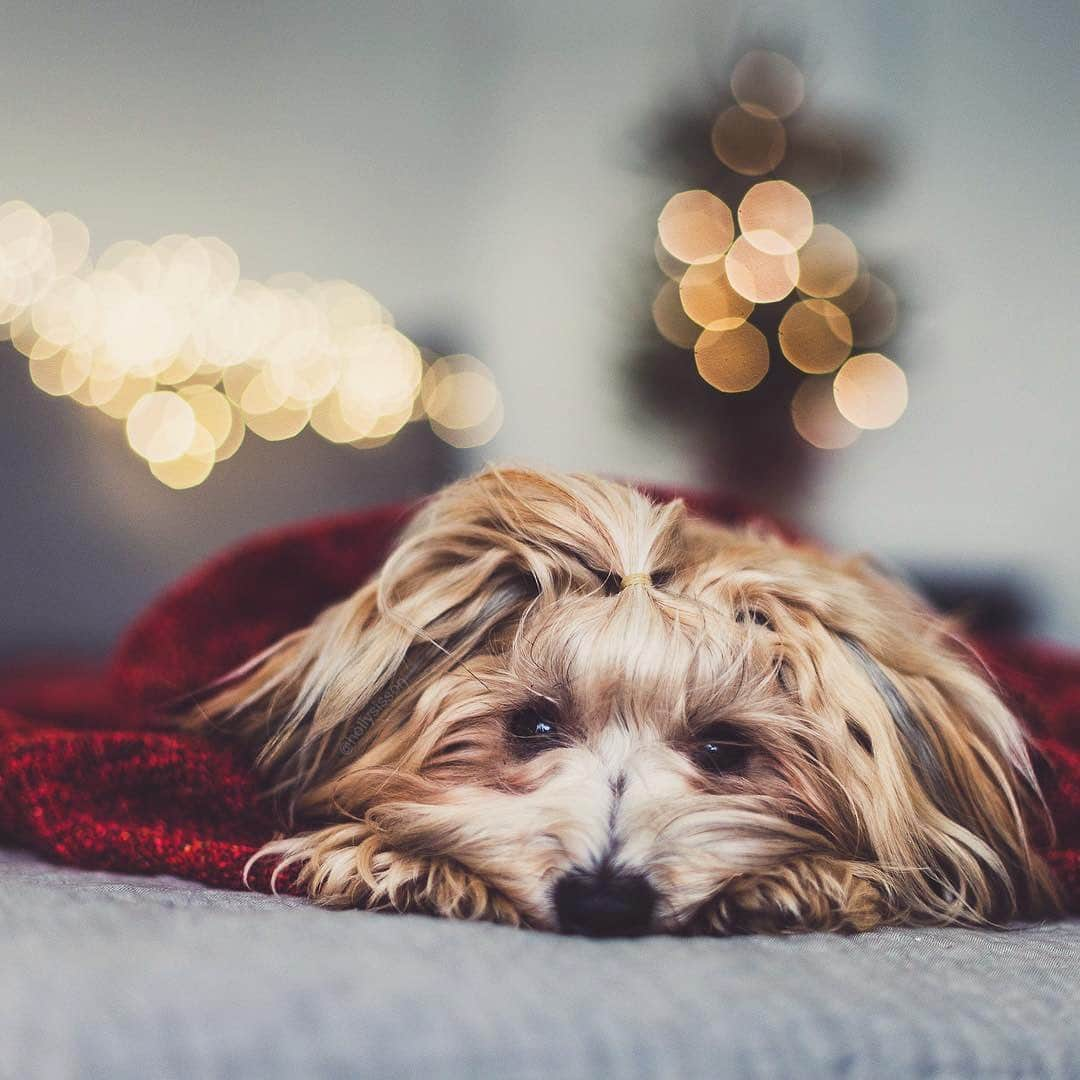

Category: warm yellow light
[654, 235, 689, 281]
[30, 276, 97, 348]
[778, 299, 852, 374]
[214, 407, 246, 461]
[338, 325, 422, 419]
[725, 235, 799, 303]
[222, 362, 259, 408]
[96, 283, 179, 377]
[44, 211, 91, 277]
[311, 391, 366, 444]
[199, 236, 241, 296]
[268, 348, 339, 406]
[737, 180, 814, 255]
[421, 354, 503, 447]
[796, 224, 859, 298]
[194, 289, 262, 371]
[97, 374, 158, 419]
[694, 323, 770, 393]
[155, 342, 206, 386]
[179, 384, 235, 449]
[422, 355, 498, 426]
[679, 261, 754, 331]
[310, 278, 388, 336]
[365, 401, 415, 441]
[244, 403, 311, 441]
[657, 190, 734, 266]
[5, 200, 500, 487]
[125, 390, 197, 462]
[0, 201, 53, 321]
[431, 394, 504, 448]
[791, 375, 860, 449]
[428, 370, 497, 430]
[26, 333, 64, 363]
[10, 311, 48, 357]
[829, 269, 872, 315]
[155, 234, 214, 305]
[833, 353, 908, 429]
[28, 348, 91, 397]
[730, 50, 805, 120]
[148, 424, 216, 489]
[711, 107, 786, 176]
[849, 275, 899, 347]
[85, 365, 127, 409]
[652, 280, 700, 348]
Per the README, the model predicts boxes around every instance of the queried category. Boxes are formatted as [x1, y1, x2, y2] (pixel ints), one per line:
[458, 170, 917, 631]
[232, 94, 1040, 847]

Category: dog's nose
[554, 870, 657, 937]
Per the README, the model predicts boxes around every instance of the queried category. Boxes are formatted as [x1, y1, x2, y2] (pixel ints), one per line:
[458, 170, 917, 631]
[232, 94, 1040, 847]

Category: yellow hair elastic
[619, 572, 653, 590]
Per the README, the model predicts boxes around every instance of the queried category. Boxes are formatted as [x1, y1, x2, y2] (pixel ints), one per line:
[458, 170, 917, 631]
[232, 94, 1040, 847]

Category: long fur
[186, 467, 1061, 933]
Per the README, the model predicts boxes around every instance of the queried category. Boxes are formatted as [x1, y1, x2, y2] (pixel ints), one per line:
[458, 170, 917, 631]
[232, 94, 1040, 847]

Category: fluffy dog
[190, 467, 1061, 935]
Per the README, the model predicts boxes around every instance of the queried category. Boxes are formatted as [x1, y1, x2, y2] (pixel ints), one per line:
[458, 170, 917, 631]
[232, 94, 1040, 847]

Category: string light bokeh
[0, 202, 502, 487]
[651, 49, 906, 449]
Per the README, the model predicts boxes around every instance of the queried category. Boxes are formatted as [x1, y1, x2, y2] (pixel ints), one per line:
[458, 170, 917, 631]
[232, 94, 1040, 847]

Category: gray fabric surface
[1, 848, 1078, 1080]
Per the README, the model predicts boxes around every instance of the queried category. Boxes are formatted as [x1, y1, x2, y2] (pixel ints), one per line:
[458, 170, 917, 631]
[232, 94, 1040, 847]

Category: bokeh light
[654, 236, 689, 281]
[97, 374, 157, 419]
[791, 375, 860, 449]
[848, 275, 899, 347]
[679, 261, 753, 331]
[694, 323, 770, 393]
[833, 353, 908, 429]
[244, 403, 312, 442]
[725, 234, 799, 303]
[657, 190, 734, 265]
[829, 269, 873, 316]
[737, 180, 814, 255]
[710, 106, 786, 176]
[730, 50, 806, 120]
[0, 200, 503, 487]
[310, 393, 361, 444]
[422, 354, 504, 448]
[652, 280, 700, 348]
[126, 391, 197, 463]
[796, 224, 859, 298]
[179, 384, 235, 449]
[650, 48, 907, 452]
[149, 424, 216, 489]
[28, 348, 91, 397]
[778, 299, 852, 373]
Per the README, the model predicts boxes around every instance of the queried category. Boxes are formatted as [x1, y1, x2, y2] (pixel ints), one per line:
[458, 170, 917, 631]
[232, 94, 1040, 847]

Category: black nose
[554, 870, 657, 937]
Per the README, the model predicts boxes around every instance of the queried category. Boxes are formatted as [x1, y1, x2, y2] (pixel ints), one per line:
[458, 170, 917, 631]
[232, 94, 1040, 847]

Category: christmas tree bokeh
[635, 48, 905, 512]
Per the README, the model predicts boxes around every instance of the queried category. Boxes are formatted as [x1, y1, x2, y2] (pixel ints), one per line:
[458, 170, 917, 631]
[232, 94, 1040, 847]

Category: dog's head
[194, 467, 1060, 934]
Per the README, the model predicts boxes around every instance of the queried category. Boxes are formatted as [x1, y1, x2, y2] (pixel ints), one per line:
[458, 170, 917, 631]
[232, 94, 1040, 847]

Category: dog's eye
[735, 606, 772, 630]
[693, 724, 751, 774]
[507, 707, 561, 756]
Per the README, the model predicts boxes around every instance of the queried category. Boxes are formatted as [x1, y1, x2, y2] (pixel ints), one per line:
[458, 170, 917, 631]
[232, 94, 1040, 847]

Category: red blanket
[1, 492, 1078, 908]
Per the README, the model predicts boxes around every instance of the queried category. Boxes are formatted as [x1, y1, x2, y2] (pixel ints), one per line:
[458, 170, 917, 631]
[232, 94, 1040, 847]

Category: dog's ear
[778, 562, 1062, 925]
[695, 534, 1062, 927]
[185, 469, 544, 819]
[187, 467, 684, 821]
[854, 639, 1061, 921]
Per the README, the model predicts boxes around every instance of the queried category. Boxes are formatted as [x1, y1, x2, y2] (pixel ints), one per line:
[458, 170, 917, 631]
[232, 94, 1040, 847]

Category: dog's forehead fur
[504, 589, 783, 740]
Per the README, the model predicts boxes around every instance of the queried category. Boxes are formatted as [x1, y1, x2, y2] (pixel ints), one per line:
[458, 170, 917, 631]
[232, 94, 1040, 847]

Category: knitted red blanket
[1, 493, 1077, 909]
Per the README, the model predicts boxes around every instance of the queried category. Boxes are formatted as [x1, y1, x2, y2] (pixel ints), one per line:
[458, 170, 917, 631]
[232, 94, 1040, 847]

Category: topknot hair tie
[619, 572, 653, 590]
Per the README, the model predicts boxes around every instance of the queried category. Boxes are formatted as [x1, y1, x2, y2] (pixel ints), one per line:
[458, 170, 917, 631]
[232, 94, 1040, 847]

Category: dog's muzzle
[554, 869, 657, 937]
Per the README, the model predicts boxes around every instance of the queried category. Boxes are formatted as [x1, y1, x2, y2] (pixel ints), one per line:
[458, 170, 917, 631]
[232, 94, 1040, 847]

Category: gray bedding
[1, 847, 1078, 1080]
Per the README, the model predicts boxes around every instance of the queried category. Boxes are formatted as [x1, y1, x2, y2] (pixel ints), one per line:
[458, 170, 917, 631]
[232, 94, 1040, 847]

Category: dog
[189, 467, 1061, 935]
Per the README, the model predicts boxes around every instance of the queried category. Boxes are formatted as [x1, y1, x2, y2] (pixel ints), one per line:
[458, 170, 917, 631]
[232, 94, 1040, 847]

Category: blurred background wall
[2, 0, 1077, 659]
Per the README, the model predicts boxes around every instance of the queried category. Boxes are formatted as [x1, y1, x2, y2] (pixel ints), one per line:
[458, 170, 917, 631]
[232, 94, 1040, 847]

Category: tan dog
[191, 467, 1060, 935]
